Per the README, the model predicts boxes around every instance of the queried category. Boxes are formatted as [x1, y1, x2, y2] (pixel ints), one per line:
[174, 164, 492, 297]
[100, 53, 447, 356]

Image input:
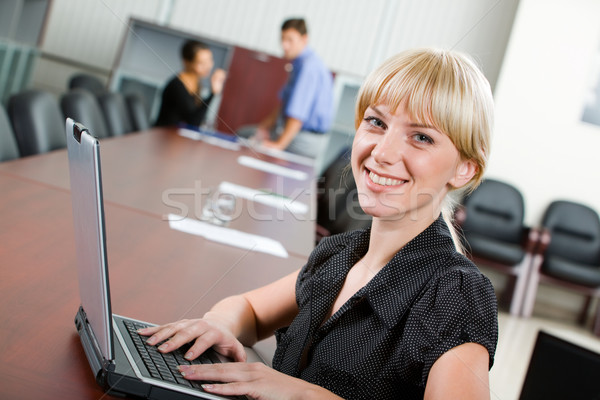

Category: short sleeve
[413, 267, 498, 385]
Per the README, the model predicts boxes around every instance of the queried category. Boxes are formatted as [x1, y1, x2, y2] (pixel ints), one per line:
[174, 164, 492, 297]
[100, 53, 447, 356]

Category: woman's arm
[424, 342, 491, 400]
[139, 269, 300, 361]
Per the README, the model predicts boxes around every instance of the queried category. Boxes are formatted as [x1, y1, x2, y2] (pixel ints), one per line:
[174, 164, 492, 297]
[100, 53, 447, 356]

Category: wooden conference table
[0, 127, 317, 399]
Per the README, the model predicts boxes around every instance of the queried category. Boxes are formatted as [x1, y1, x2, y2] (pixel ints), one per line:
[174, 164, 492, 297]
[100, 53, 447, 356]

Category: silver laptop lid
[66, 118, 113, 361]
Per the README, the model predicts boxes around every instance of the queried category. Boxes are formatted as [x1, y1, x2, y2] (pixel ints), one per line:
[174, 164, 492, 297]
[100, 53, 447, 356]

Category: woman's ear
[449, 159, 478, 189]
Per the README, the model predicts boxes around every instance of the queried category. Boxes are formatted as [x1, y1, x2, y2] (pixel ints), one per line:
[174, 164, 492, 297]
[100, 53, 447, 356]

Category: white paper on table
[178, 128, 241, 151]
[237, 139, 314, 167]
[167, 214, 288, 258]
[255, 145, 314, 166]
[237, 155, 308, 181]
[178, 128, 203, 140]
[218, 181, 308, 215]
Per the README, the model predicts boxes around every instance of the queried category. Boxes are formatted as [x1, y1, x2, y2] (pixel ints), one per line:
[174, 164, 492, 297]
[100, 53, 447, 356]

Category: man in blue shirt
[239, 18, 334, 169]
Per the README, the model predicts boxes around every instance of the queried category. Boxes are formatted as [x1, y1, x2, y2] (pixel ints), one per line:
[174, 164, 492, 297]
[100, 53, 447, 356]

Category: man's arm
[262, 116, 303, 150]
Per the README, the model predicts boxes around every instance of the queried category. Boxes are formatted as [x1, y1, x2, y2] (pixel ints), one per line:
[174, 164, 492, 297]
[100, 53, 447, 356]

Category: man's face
[281, 28, 308, 60]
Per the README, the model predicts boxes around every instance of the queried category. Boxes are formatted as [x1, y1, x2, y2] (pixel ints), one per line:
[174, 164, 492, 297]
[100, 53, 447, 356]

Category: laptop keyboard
[123, 320, 220, 389]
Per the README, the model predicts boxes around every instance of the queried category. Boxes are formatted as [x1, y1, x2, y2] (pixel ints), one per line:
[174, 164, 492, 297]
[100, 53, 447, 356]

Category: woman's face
[185, 49, 214, 78]
[351, 103, 476, 222]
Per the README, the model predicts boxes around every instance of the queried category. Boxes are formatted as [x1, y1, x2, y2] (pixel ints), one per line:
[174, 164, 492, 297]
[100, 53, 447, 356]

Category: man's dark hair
[281, 18, 307, 35]
[181, 40, 210, 62]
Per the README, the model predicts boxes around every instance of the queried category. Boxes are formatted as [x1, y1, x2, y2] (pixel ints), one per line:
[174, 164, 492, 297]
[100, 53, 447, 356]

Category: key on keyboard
[123, 320, 220, 389]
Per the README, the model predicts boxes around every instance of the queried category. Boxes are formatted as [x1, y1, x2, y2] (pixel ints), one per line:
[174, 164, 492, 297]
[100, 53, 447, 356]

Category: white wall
[489, 0, 600, 226]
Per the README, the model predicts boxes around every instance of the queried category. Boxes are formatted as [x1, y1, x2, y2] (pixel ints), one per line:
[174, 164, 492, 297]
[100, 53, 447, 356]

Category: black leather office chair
[0, 104, 20, 162]
[125, 93, 149, 132]
[60, 89, 110, 139]
[68, 73, 106, 96]
[316, 148, 371, 242]
[522, 200, 600, 336]
[97, 92, 134, 136]
[0, 105, 19, 162]
[7, 89, 66, 157]
[456, 179, 539, 315]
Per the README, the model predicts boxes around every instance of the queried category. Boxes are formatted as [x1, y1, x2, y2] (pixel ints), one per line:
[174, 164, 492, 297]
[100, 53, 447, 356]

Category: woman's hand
[210, 68, 227, 95]
[137, 318, 247, 362]
[178, 362, 342, 400]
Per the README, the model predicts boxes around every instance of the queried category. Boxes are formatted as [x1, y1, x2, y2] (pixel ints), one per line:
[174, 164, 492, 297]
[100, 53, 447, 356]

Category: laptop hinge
[75, 306, 115, 387]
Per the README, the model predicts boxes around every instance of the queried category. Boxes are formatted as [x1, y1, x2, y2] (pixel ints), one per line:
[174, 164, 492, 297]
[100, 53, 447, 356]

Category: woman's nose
[372, 133, 403, 165]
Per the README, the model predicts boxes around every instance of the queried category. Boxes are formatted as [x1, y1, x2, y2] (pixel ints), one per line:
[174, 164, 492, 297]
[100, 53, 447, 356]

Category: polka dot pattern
[272, 216, 498, 399]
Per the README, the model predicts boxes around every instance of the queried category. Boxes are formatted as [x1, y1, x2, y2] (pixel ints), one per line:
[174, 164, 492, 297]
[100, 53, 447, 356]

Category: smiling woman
[139, 48, 498, 400]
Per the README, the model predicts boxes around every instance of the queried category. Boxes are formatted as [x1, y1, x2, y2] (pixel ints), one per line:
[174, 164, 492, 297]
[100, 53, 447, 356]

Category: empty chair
[456, 179, 539, 315]
[522, 200, 600, 336]
[316, 148, 371, 242]
[7, 89, 66, 156]
[97, 92, 134, 136]
[125, 93, 149, 132]
[60, 89, 109, 139]
[0, 104, 20, 162]
[68, 73, 106, 96]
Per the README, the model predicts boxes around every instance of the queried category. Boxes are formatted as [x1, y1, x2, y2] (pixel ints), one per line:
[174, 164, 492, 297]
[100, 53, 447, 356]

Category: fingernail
[158, 343, 168, 351]
[184, 351, 193, 360]
[146, 337, 155, 345]
[178, 365, 190, 371]
[137, 328, 146, 333]
[202, 384, 214, 390]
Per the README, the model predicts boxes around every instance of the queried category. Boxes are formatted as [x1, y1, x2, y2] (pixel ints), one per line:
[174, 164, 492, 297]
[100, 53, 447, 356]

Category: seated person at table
[154, 40, 226, 127]
[140, 48, 498, 400]
[238, 18, 334, 164]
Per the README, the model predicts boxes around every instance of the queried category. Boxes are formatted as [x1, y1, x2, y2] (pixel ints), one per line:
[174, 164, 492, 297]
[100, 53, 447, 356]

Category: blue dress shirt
[279, 47, 334, 133]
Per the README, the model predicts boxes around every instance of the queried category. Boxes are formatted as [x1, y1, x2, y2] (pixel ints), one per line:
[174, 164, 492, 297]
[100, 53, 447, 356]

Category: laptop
[519, 330, 600, 400]
[66, 118, 263, 400]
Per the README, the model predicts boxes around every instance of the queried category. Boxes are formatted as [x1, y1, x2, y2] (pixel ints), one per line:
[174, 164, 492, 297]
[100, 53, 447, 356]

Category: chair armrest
[521, 226, 539, 253]
[315, 223, 331, 243]
[534, 227, 552, 256]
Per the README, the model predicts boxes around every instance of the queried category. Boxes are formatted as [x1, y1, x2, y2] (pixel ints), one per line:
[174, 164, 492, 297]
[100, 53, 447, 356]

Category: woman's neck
[178, 71, 199, 94]
[363, 212, 439, 274]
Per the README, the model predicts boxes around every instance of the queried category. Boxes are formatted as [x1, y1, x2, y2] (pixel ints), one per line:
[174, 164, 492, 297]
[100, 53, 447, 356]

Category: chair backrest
[462, 179, 525, 244]
[0, 104, 20, 162]
[542, 200, 600, 265]
[125, 93, 149, 132]
[60, 89, 109, 139]
[7, 89, 66, 156]
[317, 148, 371, 234]
[68, 73, 106, 96]
[97, 92, 134, 136]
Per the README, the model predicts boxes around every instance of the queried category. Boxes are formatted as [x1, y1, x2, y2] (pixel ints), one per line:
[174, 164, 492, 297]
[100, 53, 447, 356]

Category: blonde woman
[141, 48, 498, 400]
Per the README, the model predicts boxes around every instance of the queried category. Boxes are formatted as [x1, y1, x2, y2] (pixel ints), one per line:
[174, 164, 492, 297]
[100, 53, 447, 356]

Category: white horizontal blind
[170, 0, 519, 86]
[39, 0, 519, 86]
[41, 0, 163, 69]
[170, 0, 389, 77]
[382, 0, 520, 89]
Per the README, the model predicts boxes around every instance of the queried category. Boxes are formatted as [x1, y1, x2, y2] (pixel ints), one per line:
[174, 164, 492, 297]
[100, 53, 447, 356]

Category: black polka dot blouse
[272, 216, 498, 399]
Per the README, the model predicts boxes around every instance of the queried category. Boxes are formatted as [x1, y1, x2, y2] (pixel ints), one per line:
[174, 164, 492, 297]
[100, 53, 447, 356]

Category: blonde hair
[355, 48, 494, 250]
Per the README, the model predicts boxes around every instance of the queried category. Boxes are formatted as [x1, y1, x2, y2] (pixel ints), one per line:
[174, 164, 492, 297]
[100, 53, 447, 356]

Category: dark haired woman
[154, 40, 226, 127]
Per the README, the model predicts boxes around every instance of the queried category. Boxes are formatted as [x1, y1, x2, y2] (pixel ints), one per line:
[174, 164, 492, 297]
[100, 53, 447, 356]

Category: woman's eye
[414, 133, 433, 144]
[364, 116, 386, 129]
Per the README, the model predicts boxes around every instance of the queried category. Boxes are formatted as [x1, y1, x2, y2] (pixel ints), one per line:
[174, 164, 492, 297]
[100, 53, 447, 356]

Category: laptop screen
[519, 330, 600, 399]
[66, 118, 114, 362]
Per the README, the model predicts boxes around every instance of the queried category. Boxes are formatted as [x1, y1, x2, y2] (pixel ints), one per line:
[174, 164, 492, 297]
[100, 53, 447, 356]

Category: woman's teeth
[369, 171, 405, 186]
